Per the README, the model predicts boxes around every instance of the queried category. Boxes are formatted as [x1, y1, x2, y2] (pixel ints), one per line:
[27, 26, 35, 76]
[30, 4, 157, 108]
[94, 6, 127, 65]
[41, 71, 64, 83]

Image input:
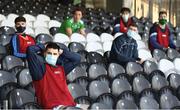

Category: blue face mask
[127, 29, 137, 37]
[45, 54, 58, 66]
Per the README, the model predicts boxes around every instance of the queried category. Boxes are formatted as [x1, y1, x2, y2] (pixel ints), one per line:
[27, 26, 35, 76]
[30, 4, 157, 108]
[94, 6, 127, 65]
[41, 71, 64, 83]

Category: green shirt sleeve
[65, 19, 72, 28]
[80, 21, 85, 29]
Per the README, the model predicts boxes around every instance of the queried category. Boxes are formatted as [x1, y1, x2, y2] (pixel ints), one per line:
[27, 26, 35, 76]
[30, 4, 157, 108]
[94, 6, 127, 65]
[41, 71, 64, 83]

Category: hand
[136, 59, 144, 64]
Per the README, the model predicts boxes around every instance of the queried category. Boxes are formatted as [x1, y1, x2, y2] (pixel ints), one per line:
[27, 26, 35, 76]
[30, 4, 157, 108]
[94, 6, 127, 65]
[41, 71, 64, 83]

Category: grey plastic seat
[67, 66, 87, 82]
[153, 49, 167, 61]
[8, 89, 35, 109]
[96, 93, 115, 109]
[88, 80, 110, 100]
[89, 102, 111, 109]
[140, 96, 159, 109]
[2, 55, 24, 71]
[116, 99, 138, 109]
[77, 50, 88, 63]
[35, 33, 53, 44]
[0, 34, 12, 46]
[68, 83, 87, 99]
[20, 102, 42, 109]
[160, 92, 180, 109]
[126, 62, 143, 76]
[151, 74, 169, 91]
[168, 73, 180, 89]
[143, 60, 158, 75]
[108, 63, 125, 79]
[0, 26, 15, 35]
[0, 70, 17, 87]
[86, 52, 104, 64]
[68, 42, 85, 52]
[167, 48, 180, 60]
[0, 45, 7, 61]
[16, 68, 32, 87]
[88, 64, 107, 80]
[111, 78, 132, 96]
[133, 76, 151, 94]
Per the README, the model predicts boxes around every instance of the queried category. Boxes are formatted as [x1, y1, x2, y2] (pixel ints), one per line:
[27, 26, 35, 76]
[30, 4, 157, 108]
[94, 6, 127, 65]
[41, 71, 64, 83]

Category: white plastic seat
[138, 48, 152, 60]
[100, 33, 114, 42]
[34, 27, 50, 36]
[1, 19, 15, 27]
[0, 14, 6, 22]
[137, 40, 147, 49]
[70, 33, 86, 45]
[48, 20, 61, 28]
[23, 14, 36, 22]
[53, 33, 70, 45]
[86, 33, 101, 42]
[114, 32, 123, 38]
[25, 27, 35, 37]
[103, 41, 112, 52]
[173, 58, 180, 73]
[86, 42, 103, 52]
[36, 14, 50, 22]
[7, 13, 19, 22]
[158, 59, 176, 78]
[33, 20, 48, 28]
[131, 33, 141, 41]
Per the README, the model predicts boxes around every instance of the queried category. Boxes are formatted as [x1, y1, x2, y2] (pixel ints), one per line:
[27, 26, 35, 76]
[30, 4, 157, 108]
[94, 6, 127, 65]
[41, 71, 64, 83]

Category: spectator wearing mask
[149, 10, 177, 51]
[59, 8, 86, 37]
[110, 23, 143, 67]
[11, 16, 35, 58]
[113, 7, 135, 34]
[26, 42, 81, 109]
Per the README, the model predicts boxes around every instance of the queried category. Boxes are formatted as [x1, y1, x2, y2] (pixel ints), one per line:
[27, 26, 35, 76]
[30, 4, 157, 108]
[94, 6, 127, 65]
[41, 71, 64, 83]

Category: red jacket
[33, 64, 76, 109]
[119, 17, 133, 33]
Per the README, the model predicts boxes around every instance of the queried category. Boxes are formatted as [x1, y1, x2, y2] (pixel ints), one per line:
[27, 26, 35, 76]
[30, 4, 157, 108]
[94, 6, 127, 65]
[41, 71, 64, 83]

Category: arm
[12, 34, 26, 58]
[57, 49, 81, 75]
[169, 32, 176, 49]
[26, 44, 46, 81]
[66, 28, 73, 37]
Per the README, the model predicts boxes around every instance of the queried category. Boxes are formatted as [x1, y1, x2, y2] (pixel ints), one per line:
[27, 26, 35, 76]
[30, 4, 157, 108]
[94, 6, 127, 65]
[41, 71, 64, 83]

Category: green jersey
[59, 18, 85, 35]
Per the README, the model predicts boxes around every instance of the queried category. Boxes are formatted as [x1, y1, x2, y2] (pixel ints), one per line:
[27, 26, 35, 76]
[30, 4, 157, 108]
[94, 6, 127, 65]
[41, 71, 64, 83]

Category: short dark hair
[45, 42, 60, 51]
[159, 11, 167, 16]
[130, 23, 138, 28]
[15, 16, 26, 23]
[73, 7, 83, 15]
[120, 7, 131, 14]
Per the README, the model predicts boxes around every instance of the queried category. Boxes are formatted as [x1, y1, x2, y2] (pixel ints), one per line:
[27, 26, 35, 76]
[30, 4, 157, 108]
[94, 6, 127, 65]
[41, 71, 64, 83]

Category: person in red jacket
[27, 42, 82, 109]
[11, 16, 35, 58]
[113, 7, 134, 34]
[149, 11, 177, 51]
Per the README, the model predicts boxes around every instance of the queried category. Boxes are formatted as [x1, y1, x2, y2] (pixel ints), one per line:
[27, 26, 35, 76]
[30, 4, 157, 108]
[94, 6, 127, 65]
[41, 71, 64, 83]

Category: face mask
[159, 18, 167, 25]
[16, 26, 26, 33]
[127, 29, 137, 37]
[122, 14, 129, 23]
[45, 54, 58, 66]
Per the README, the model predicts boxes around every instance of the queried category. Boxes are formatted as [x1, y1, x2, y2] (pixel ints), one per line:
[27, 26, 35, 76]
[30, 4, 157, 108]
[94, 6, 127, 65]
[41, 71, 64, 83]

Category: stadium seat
[126, 62, 143, 76]
[173, 58, 180, 73]
[20, 102, 42, 109]
[116, 99, 138, 109]
[111, 78, 132, 97]
[88, 80, 110, 100]
[0, 70, 17, 87]
[7, 13, 19, 23]
[73, 76, 89, 91]
[16, 68, 32, 87]
[85, 42, 103, 53]
[168, 73, 180, 89]
[53, 33, 70, 46]
[23, 14, 36, 22]
[48, 20, 61, 28]
[0, 45, 7, 62]
[2, 55, 24, 71]
[8, 89, 35, 109]
[0, 26, 15, 35]
[153, 49, 167, 61]
[89, 102, 111, 109]
[35, 33, 53, 44]
[139, 96, 159, 109]
[49, 27, 60, 36]
[0, 34, 12, 46]
[68, 42, 85, 52]
[86, 33, 101, 42]
[33, 20, 48, 28]
[0, 14, 6, 22]
[114, 32, 123, 38]
[136, 40, 147, 49]
[24, 27, 35, 36]
[143, 60, 158, 75]
[88, 64, 107, 80]
[68, 83, 87, 99]
[70, 33, 86, 46]
[138, 48, 152, 60]
[100, 33, 114, 42]
[67, 66, 87, 83]
[1, 19, 15, 27]
[86, 52, 104, 64]
[108, 63, 125, 79]
[102, 41, 112, 52]
[167, 48, 180, 60]
[77, 50, 88, 63]
[36, 14, 50, 22]
[34, 27, 50, 35]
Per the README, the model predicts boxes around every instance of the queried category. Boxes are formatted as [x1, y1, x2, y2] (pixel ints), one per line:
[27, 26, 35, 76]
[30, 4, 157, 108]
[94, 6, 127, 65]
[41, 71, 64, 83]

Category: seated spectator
[59, 8, 86, 37]
[26, 42, 81, 109]
[110, 23, 143, 67]
[11, 16, 35, 58]
[149, 10, 177, 51]
[113, 7, 135, 34]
